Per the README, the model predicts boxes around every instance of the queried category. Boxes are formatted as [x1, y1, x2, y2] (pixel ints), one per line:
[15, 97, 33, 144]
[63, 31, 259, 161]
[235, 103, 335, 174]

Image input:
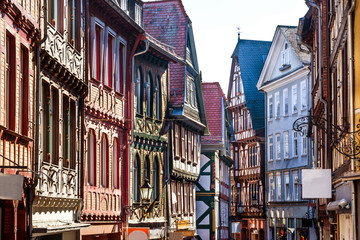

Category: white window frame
[301, 80, 307, 110]
[105, 27, 116, 88]
[293, 171, 299, 201]
[135, 3, 142, 26]
[276, 172, 282, 201]
[268, 95, 273, 120]
[115, 36, 127, 94]
[275, 92, 280, 118]
[276, 133, 281, 160]
[281, 43, 290, 66]
[91, 18, 105, 82]
[269, 173, 275, 202]
[268, 135, 273, 161]
[293, 131, 298, 157]
[292, 85, 298, 114]
[284, 172, 290, 201]
[284, 131, 289, 159]
[283, 88, 289, 116]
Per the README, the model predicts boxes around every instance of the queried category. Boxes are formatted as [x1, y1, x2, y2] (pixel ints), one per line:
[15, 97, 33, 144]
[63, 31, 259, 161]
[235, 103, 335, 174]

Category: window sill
[279, 64, 291, 71]
[292, 111, 298, 115]
[283, 114, 289, 118]
[301, 153, 307, 157]
[284, 157, 290, 160]
[275, 116, 280, 120]
[268, 160, 274, 163]
[268, 119, 273, 122]
[276, 158, 281, 161]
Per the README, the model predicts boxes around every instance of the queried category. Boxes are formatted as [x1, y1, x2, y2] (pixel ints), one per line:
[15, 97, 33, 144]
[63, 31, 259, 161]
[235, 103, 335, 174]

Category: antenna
[237, 27, 242, 39]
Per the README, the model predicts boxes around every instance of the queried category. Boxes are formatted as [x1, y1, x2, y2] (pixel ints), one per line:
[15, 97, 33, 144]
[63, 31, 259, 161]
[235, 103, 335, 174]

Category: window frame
[283, 88, 289, 116]
[19, 45, 29, 136]
[301, 80, 307, 110]
[276, 133, 281, 160]
[268, 95, 273, 120]
[292, 85, 298, 114]
[268, 135, 273, 162]
[276, 172, 282, 201]
[101, 134, 109, 188]
[275, 91, 280, 118]
[88, 129, 96, 186]
[284, 131, 289, 159]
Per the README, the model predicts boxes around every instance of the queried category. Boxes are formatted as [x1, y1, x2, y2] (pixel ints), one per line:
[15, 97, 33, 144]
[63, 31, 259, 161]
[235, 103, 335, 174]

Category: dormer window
[280, 43, 291, 71]
[120, 0, 128, 13]
[135, 3, 142, 26]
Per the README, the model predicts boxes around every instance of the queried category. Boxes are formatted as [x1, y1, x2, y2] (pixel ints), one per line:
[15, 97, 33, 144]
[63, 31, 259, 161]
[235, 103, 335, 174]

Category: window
[67, 0, 81, 50]
[284, 172, 290, 201]
[101, 135, 109, 188]
[181, 127, 186, 159]
[135, 68, 143, 114]
[276, 172, 282, 201]
[293, 171, 299, 201]
[283, 88, 289, 116]
[268, 173, 275, 201]
[113, 139, 120, 189]
[174, 124, 180, 158]
[301, 80, 307, 110]
[187, 76, 197, 107]
[146, 72, 153, 117]
[48, 0, 64, 33]
[302, 127, 307, 155]
[268, 95, 273, 119]
[268, 135, 273, 161]
[293, 131, 298, 157]
[91, 18, 127, 92]
[42, 83, 51, 163]
[183, 183, 188, 213]
[284, 131, 289, 159]
[135, 3, 142, 26]
[188, 131, 192, 162]
[134, 155, 140, 202]
[281, 43, 290, 66]
[144, 156, 150, 181]
[20, 46, 29, 136]
[153, 157, 159, 199]
[184, 130, 188, 160]
[189, 184, 194, 213]
[6, 33, 16, 131]
[62, 97, 76, 169]
[116, 40, 125, 93]
[194, 134, 199, 164]
[155, 76, 161, 119]
[292, 85, 298, 113]
[171, 181, 177, 214]
[51, 88, 59, 165]
[276, 133, 281, 160]
[275, 92, 280, 118]
[88, 130, 96, 186]
[106, 33, 115, 88]
[120, 0, 128, 11]
[177, 182, 182, 214]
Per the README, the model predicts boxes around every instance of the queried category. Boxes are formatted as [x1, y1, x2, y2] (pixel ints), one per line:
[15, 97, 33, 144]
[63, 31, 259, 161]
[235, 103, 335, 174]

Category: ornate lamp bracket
[293, 115, 360, 160]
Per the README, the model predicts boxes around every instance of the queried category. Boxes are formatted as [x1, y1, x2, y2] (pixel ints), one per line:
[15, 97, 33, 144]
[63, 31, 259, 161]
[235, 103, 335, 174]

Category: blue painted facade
[257, 26, 316, 240]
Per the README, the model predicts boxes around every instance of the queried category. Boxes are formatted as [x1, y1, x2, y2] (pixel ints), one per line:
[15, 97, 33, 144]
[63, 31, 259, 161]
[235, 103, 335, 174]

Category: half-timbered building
[196, 82, 233, 240]
[32, 0, 88, 239]
[229, 35, 270, 240]
[143, 1, 208, 238]
[0, 1, 39, 239]
[129, 32, 183, 239]
[81, 0, 144, 239]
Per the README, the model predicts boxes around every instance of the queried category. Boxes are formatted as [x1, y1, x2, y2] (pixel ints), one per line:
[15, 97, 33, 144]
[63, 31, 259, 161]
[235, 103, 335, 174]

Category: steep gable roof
[230, 38, 271, 130]
[257, 25, 311, 90]
[201, 82, 225, 144]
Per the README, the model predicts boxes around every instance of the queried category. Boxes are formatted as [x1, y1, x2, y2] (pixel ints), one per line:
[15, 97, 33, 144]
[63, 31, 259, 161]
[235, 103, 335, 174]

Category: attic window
[280, 43, 291, 71]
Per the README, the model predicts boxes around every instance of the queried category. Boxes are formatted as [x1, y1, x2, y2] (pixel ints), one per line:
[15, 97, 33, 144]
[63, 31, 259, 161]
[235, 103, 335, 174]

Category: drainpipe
[30, 1, 48, 239]
[305, 0, 328, 170]
[348, 1, 356, 240]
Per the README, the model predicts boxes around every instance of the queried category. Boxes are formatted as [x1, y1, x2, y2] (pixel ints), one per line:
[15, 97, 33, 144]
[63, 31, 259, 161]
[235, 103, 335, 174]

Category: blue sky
[181, 0, 309, 94]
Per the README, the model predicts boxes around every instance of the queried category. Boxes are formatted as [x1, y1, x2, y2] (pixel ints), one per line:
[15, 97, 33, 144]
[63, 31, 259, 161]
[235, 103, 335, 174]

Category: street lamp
[237, 202, 244, 214]
[140, 178, 153, 205]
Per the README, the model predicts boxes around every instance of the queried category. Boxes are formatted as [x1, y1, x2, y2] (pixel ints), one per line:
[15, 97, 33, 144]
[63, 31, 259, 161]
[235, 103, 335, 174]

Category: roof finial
[237, 27, 242, 39]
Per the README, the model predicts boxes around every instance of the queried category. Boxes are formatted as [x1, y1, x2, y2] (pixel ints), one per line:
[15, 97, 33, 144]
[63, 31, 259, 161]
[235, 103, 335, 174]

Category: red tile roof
[143, 0, 187, 106]
[201, 82, 226, 145]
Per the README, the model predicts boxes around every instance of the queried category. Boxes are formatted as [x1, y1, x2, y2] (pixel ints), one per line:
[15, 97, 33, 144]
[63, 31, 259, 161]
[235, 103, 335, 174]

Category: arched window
[113, 138, 119, 189]
[135, 68, 142, 114]
[153, 157, 160, 199]
[144, 156, 150, 181]
[155, 76, 161, 119]
[88, 129, 96, 186]
[101, 134, 109, 188]
[146, 72, 153, 117]
[134, 154, 140, 202]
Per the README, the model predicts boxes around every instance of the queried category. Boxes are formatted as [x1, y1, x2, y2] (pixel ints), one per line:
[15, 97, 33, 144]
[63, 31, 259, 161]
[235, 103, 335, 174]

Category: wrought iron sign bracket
[293, 115, 360, 160]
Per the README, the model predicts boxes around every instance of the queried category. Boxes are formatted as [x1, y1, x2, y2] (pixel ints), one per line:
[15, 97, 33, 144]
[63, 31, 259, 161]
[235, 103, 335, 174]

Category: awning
[33, 221, 90, 235]
[327, 199, 350, 211]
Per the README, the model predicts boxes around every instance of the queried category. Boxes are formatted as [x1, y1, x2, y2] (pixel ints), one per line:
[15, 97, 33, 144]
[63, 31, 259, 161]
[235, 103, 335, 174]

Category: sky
[181, 0, 310, 94]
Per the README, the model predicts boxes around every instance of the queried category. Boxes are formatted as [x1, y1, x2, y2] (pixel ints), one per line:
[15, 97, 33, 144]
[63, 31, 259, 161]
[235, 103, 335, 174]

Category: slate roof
[278, 25, 310, 64]
[201, 82, 225, 145]
[143, 0, 188, 106]
[232, 38, 271, 130]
